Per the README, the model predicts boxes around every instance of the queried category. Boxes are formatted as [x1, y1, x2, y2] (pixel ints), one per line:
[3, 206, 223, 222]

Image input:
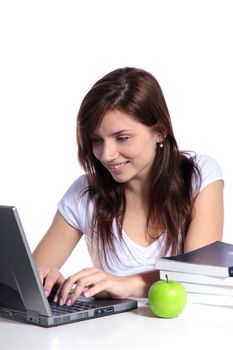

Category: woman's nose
[100, 141, 118, 162]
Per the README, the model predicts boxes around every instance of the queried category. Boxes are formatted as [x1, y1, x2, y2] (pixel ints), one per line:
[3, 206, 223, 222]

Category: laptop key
[49, 301, 97, 315]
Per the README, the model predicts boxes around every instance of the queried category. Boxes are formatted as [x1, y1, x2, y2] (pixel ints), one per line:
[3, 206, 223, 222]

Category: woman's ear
[153, 122, 167, 142]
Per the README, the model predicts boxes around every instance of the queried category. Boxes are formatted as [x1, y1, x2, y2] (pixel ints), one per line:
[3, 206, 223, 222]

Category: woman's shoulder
[187, 152, 223, 192]
[68, 174, 89, 192]
[58, 174, 89, 208]
[191, 153, 222, 175]
[57, 174, 91, 230]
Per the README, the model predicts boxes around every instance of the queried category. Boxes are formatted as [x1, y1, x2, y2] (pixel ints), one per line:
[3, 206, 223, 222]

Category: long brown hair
[77, 67, 200, 266]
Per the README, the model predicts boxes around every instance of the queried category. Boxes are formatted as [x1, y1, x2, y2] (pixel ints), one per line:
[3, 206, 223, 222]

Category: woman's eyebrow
[92, 129, 134, 137]
[111, 129, 134, 135]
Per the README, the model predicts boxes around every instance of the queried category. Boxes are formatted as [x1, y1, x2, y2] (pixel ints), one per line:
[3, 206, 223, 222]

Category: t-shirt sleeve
[195, 154, 224, 192]
[57, 175, 90, 232]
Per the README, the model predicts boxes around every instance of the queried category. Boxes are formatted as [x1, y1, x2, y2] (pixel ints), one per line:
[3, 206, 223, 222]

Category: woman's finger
[68, 271, 114, 305]
[37, 266, 65, 297]
[59, 268, 103, 305]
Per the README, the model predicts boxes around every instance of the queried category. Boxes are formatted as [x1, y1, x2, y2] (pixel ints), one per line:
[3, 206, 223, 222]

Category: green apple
[148, 275, 186, 318]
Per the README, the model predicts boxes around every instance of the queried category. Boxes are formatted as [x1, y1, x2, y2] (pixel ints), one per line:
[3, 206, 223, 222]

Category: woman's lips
[106, 161, 129, 172]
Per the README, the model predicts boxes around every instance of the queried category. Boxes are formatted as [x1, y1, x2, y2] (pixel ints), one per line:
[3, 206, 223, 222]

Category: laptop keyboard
[49, 300, 97, 316]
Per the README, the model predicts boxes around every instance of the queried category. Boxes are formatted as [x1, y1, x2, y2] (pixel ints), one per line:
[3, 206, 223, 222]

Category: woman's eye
[117, 136, 129, 142]
[91, 138, 102, 145]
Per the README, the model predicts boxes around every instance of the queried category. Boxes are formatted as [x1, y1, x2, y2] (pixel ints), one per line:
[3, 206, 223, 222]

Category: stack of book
[156, 241, 233, 306]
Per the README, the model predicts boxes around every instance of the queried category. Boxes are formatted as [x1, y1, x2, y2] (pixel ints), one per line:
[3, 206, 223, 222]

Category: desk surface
[0, 298, 231, 350]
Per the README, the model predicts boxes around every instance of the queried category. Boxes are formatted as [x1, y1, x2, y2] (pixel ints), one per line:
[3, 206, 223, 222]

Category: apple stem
[165, 274, 168, 283]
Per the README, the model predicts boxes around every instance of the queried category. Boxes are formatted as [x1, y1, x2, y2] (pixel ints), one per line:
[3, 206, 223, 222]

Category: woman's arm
[33, 210, 83, 295]
[33, 210, 159, 302]
[55, 267, 160, 305]
[184, 179, 224, 253]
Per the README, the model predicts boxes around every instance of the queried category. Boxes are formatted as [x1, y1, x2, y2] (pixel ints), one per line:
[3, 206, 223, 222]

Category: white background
[0, 0, 232, 276]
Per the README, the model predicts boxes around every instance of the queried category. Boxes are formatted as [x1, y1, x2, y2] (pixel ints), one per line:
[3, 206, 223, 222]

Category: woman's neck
[125, 178, 150, 199]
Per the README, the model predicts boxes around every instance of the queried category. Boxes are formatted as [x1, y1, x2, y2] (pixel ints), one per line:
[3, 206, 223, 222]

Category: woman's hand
[37, 266, 160, 305]
[55, 267, 132, 306]
[37, 266, 65, 298]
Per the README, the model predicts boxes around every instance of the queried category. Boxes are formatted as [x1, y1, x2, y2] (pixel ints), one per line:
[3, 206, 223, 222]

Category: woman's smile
[106, 161, 130, 172]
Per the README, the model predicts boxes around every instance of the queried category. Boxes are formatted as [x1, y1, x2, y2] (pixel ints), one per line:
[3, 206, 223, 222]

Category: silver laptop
[0, 205, 137, 327]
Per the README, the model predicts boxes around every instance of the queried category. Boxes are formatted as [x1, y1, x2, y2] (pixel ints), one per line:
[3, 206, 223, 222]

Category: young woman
[33, 67, 224, 307]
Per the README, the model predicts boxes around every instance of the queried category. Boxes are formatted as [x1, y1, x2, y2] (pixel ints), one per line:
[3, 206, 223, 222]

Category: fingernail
[59, 298, 64, 306]
[84, 291, 90, 297]
[66, 298, 72, 306]
[45, 290, 49, 297]
[53, 294, 58, 303]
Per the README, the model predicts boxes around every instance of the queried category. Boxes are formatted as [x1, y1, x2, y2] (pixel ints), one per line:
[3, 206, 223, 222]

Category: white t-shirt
[58, 154, 223, 276]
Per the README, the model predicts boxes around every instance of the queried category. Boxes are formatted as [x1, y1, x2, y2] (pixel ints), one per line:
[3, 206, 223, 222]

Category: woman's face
[91, 109, 162, 186]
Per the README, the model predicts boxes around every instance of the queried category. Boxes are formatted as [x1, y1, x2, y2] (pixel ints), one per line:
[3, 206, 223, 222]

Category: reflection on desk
[1, 299, 233, 350]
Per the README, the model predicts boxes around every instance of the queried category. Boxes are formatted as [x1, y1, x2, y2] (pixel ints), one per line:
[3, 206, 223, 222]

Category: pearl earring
[159, 142, 164, 148]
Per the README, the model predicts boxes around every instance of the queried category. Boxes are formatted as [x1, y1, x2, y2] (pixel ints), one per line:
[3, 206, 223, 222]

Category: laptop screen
[0, 205, 51, 316]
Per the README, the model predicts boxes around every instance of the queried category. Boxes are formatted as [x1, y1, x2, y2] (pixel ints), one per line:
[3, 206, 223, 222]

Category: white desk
[0, 299, 231, 350]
